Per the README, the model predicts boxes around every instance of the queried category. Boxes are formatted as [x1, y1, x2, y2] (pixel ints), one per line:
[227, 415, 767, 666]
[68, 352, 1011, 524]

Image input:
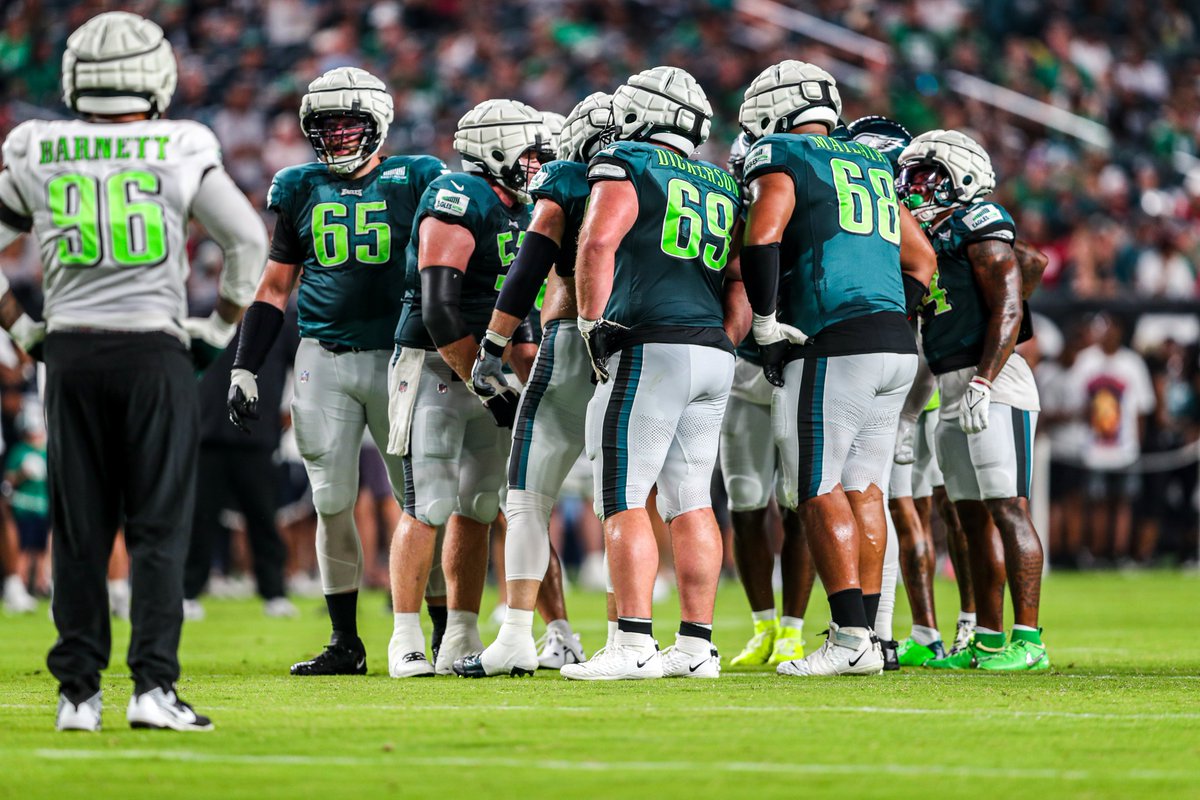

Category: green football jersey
[528, 159, 589, 278]
[394, 172, 531, 349]
[587, 142, 740, 349]
[267, 154, 447, 350]
[920, 201, 1017, 373]
[743, 134, 909, 351]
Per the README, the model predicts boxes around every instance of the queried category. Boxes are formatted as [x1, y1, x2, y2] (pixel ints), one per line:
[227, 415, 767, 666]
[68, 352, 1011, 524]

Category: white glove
[750, 313, 808, 347]
[959, 376, 992, 434]
[227, 368, 259, 433]
[8, 314, 46, 356]
[183, 310, 238, 350]
[894, 415, 918, 465]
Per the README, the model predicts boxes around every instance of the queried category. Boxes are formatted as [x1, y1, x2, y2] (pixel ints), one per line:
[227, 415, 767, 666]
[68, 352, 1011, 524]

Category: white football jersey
[0, 118, 222, 335]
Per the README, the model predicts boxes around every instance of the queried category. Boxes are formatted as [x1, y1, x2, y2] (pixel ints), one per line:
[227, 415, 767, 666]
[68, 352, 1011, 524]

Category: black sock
[863, 593, 881, 631]
[428, 603, 447, 654]
[325, 591, 359, 646]
[618, 616, 653, 636]
[678, 621, 712, 641]
[827, 588, 868, 630]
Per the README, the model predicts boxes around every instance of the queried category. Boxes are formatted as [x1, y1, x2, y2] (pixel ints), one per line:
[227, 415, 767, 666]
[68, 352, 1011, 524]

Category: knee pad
[311, 480, 358, 518]
[503, 489, 554, 582]
[458, 490, 500, 525]
[316, 508, 363, 594]
[421, 496, 456, 528]
[724, 475, 770, 513]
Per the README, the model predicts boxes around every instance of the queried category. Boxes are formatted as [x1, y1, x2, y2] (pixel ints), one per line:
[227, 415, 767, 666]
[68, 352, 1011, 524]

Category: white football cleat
[561, 641, 662, 681]
[182, 599, 205, 622]
[3, 574, 36, 614]
[56, 691, 101, 732]
[536, 627, 586, 669]
[388, 629, 434, 678]
[453, 635, 538, 678]
[434, 624, 485, 675]
[660, 636, 721, 679]
[263, 597, 299, 618]
[776, 623, 883, 676]
[127, 687, 213, 731]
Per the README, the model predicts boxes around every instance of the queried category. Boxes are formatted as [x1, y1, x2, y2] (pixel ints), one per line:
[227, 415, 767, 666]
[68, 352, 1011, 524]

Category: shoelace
[534, 630, 560, 651]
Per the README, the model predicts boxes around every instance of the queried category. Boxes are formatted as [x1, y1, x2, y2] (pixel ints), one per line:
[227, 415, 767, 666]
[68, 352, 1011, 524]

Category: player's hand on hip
[482, 387, 520, 428]
[959, 376, 992, 434]
[9, 314, 46, 361]
[184, 311, 238, 371]
[894, 415, 919, 464]
[751, 313, 808, 388]
[471, 331, 510, 398]
[227, 368, 260, 433]
[578, 317, 625, 384]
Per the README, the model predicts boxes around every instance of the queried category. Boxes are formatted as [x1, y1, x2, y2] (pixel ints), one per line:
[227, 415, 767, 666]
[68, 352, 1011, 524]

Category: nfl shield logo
[398, 380, 408, 393]
[437, 383, 448, 394]
[299, 370, 310, 383]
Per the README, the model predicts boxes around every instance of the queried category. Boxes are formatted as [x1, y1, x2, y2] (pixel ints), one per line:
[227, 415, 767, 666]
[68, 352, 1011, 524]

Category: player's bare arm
[575, 178, 637, 320]
[899, 205, 936, 288]
[1014, 239, 1048, 300]
[419, 216, 478, 381]
[968, 238, 1023, 385]
[722, 217, 751, 346]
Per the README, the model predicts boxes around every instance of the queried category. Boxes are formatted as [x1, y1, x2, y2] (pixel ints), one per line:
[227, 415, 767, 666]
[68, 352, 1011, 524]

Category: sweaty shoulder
[418, 172, 492, 228]
[530, 159, 588, 205]
[952, 201, 1016, 247]
[266, 162, 325, 213]
[0, 120, 39, 164]
[586, 141, 652, 183]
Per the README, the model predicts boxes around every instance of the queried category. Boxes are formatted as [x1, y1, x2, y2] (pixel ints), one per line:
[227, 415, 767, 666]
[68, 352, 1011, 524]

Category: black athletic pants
[185, 444, 286, 601]
[45, 332, 198, 703]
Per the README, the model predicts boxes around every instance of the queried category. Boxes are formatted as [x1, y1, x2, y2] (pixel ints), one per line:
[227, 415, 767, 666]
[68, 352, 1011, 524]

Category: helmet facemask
[496, 140, 555, 202]
[303, 111, 381, 176]
[896, 162, 956, 225]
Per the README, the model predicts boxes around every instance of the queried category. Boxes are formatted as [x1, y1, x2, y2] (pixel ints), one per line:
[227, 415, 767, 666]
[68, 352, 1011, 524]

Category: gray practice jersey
[0, 118, 254, 337]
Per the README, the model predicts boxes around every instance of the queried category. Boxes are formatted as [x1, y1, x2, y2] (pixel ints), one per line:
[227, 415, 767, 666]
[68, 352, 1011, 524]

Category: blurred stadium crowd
[1, 0, 1198, 611]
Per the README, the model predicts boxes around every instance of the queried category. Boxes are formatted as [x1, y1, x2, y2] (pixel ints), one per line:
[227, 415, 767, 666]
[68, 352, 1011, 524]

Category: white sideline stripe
[5, 702, 1199, 721]
[23, 749, 1199, 782]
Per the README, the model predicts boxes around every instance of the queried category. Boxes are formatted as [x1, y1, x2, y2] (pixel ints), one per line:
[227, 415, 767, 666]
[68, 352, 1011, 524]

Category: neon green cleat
[977, 639, 1050, 672]
[924, 640, 1002, 670]
[730, 619, 777, 666]
[767, 626, 805, 665]
[897, 637, 945, 667]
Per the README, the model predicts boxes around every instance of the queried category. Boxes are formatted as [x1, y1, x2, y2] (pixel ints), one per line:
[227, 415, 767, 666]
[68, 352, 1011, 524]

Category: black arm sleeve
[421, 266, 470, 347]
[232, 301, 285, 373]
[268, 212, 305, 264]
[740, 243, 781, 317]
[902, 273, 927, 316]
[0, 199, 32, 233]
[495, 230, 558, 319]
[511, 316, 537, 345]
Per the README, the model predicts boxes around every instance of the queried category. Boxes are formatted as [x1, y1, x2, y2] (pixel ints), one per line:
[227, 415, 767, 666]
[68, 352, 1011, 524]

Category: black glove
[227, 368, 260, 434]
[482, 387, 520, 428]
[579, 318, 622, 383]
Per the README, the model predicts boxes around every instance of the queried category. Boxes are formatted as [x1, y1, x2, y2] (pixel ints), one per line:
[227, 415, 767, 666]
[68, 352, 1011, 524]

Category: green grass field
[2, 572, 1198, 799]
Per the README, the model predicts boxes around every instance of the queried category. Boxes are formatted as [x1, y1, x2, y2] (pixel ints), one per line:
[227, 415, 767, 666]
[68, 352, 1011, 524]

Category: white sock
[391, 612, 424, 655]
[751, 608, 776, 624]
[546, 618, 573, 636]
[393, 611, 421, 634]
[496, 607, 534, 644]
[975, 625, 1002, 636]
[958, 611, 977, 625]
[779, 616, 804, 632]
[911, 624, 940, 646]
[615, 630, 655, 651]
[674, 634, 711, 656]
[1012, 624, 1038, 633]
[446, 609, 479, 634]
[606, 620, 618, 647]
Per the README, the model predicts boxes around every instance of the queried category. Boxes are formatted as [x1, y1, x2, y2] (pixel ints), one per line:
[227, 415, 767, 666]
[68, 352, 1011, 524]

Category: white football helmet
[739, 60, 841, 141]
[896, 129, 996, 223]
[454, 99, 554, 202]
[300, 67, 394, 176]
[61, 12, 177, 118]
[557, 92, 615, 162]
[542, 112, 567, 156]
[612, 66, 711, 154]
[727, 132, 752, 185]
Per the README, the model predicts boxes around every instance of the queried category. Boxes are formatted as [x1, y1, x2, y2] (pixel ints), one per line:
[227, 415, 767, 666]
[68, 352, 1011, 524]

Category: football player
[386, 100, 552, 676]
[722, 132, 814, 668]
[563, 66, 748, 681]
[738, 61, 936, 676]
[896, 131, 1049, 671]
[0, 12, 267, 730]
[227, 67, 448, 676]
[454, 93, 615, 678]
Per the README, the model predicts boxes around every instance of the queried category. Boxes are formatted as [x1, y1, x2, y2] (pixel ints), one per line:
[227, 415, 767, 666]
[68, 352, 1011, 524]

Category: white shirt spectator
[1068, 344, 1155, 470]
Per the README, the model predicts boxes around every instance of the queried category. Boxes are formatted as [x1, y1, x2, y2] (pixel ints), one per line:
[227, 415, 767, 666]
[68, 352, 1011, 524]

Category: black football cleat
[290, 639, 367, 676]
[881, 639, 900, 671]
[453, 652, 534, 678]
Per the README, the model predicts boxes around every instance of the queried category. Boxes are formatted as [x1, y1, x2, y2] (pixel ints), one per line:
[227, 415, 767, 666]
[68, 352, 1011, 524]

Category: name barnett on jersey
[36, 134, 173, 165]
